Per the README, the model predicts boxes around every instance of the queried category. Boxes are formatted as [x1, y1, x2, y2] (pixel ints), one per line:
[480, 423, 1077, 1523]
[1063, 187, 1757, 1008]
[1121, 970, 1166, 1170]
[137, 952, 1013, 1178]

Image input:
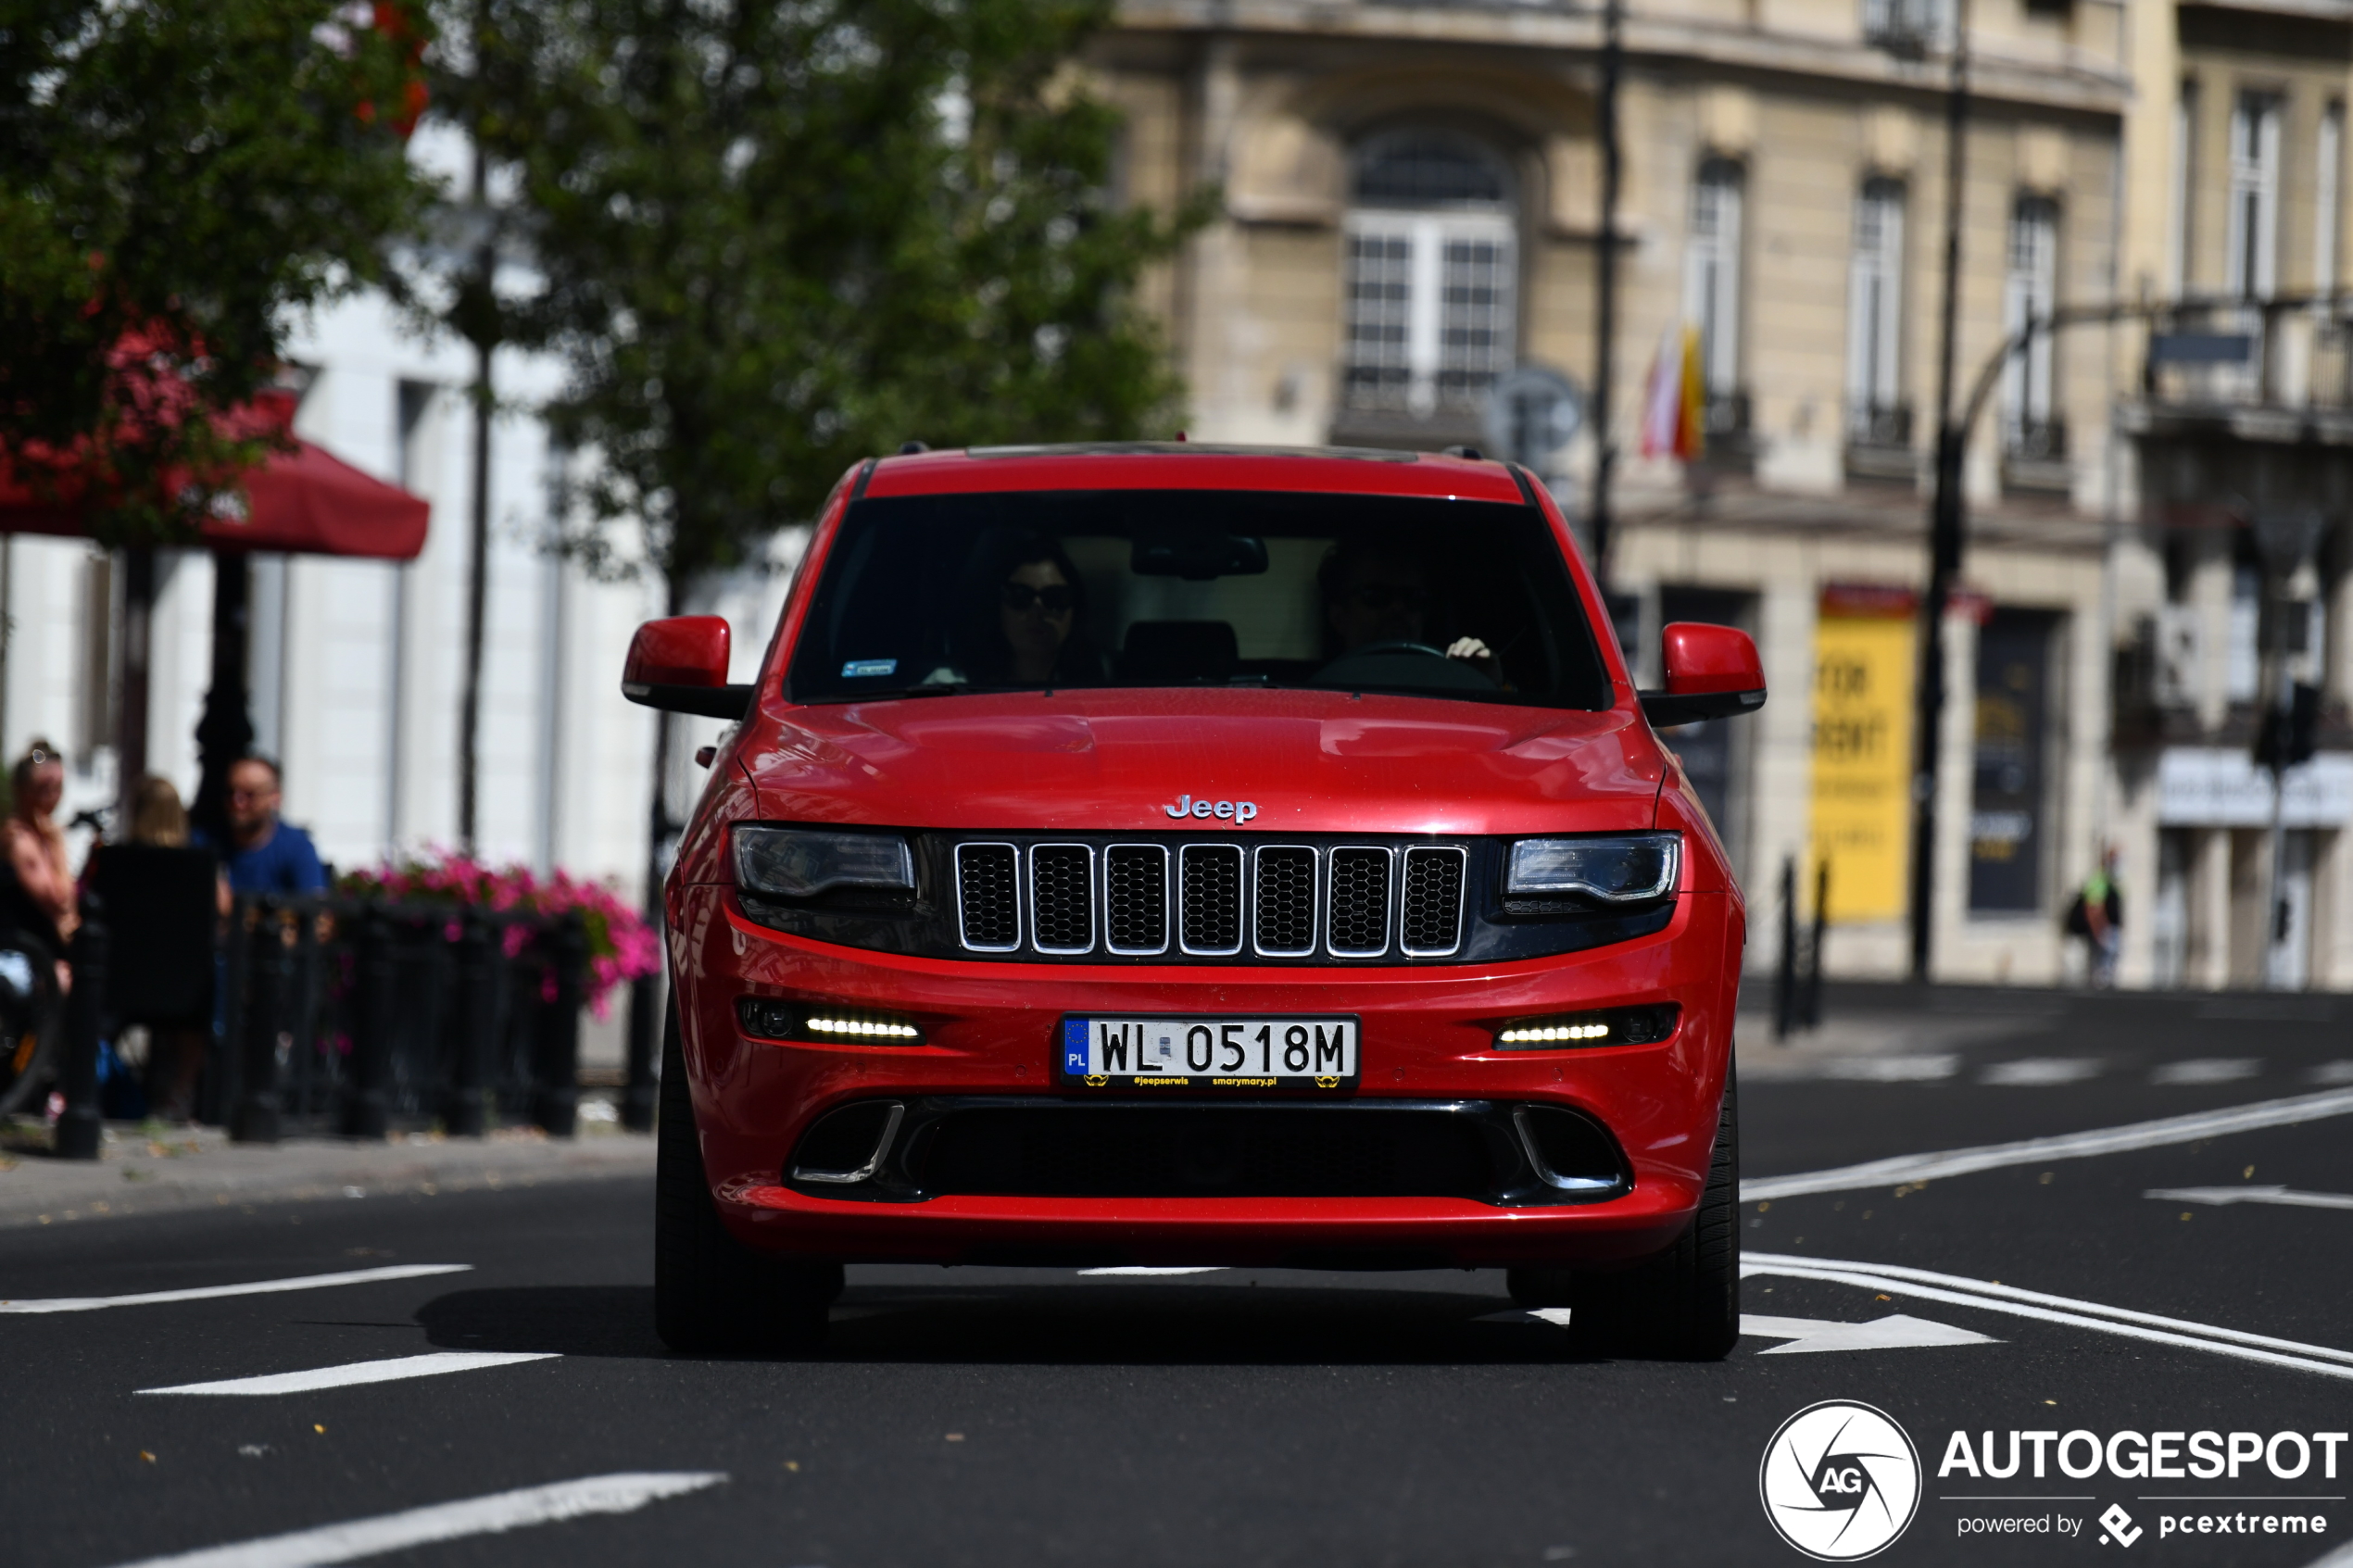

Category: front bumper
[673, 884, 1738, 1268]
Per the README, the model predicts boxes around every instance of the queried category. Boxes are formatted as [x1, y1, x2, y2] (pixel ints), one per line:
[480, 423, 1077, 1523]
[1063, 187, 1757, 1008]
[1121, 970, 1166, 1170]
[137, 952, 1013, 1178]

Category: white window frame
[1846, 180, 1906, 434]
[2003, 196, 2059, 445]
[2318, 102, 2343, 294]
[1685, 161, 1745, 398]
[2169, 82, 2197, 295]
[2226, 91, 2282, 299]
[1341, 211, 1516, 417]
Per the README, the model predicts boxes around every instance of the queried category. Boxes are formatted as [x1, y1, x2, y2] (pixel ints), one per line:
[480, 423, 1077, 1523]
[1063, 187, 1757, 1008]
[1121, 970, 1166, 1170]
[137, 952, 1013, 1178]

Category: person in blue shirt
[208, 756, 328, 896]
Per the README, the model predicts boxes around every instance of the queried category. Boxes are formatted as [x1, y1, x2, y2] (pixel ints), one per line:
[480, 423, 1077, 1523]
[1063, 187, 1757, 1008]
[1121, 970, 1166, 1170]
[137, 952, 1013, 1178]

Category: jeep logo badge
[1164, 795, 1259, 824]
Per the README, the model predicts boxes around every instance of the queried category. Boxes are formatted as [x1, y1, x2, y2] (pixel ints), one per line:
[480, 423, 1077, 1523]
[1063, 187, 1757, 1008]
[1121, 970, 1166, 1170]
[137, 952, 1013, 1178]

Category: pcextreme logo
[1760, 1400, 1924, 1561]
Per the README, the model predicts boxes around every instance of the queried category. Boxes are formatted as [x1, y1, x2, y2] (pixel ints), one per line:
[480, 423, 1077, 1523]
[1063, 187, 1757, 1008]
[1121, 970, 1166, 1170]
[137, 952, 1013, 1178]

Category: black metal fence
[57, 890, 594, 1154]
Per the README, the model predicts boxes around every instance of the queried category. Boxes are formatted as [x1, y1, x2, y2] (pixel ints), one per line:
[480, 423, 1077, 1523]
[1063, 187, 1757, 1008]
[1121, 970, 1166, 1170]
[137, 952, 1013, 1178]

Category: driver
[1318, 542, 1495, 675]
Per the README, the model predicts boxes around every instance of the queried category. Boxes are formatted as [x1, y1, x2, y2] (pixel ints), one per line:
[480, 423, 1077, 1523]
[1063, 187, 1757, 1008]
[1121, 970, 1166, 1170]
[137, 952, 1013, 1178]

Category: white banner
[2156, 747, 2353, 827]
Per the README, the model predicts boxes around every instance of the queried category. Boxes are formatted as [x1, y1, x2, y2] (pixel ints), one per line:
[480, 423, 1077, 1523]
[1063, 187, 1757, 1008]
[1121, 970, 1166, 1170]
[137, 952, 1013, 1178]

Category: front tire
[1507, 1077, 1740, 1361]
[654, 997, 837, 1354]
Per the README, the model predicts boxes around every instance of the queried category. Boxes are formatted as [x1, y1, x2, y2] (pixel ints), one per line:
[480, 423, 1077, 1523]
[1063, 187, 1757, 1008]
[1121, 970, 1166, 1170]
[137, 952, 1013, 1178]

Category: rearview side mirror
[1639, 621, 1767, 727]
[623, 616, 754, 720]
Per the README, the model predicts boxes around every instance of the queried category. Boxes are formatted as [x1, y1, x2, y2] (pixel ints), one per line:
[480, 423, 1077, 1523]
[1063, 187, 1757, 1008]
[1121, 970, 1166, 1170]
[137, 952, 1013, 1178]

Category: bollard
[621, 971, 659, 1134]
[342, 909, 395, 1139]
[1773, 856, 1798, 1041]
[1802, 859, 1830, 1030]
[232, 899, 287, 1143]
[56, 893, 109, 1160]
[531, 912, 585, 1137]
[444, 910, 494, 1136]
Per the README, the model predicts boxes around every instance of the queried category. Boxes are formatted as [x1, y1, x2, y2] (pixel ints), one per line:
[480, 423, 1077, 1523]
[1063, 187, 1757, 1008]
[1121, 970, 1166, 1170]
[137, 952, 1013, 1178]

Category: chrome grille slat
[1401, 845, 1468, 957]
[1252, 846, 1318, 957]
[1104, 844, 1170, 955]
[954, 843, 1022, 951]
[1178, 844, 1244, 955]
[1029, 845, 1096, 954]
[1326, 846, 1393, 958]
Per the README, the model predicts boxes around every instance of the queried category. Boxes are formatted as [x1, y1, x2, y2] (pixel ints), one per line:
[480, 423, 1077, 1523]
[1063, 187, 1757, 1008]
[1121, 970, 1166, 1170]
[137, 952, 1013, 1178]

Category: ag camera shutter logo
[1759, 1400, 1922, 1561]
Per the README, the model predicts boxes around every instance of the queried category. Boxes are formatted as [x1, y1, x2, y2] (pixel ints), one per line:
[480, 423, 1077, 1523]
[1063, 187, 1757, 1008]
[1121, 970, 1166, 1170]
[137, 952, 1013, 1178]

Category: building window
[1340, 132, 1516, 418]
[1969, 609, 2057, 913]
[2170, 82, 2197, 295]
[1684, 159, 1746, 434]
[2002, 195, 2060, 458]
[1846, 179, 1907, 445]
[2318, 102, 2343, 293]
[2226, 92, 2281, 298]
[1862, 0, 1952, 53]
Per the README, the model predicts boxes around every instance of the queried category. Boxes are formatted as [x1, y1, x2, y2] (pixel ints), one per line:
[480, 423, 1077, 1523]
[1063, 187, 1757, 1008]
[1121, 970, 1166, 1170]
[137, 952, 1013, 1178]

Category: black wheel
[1507, 1078, 1740, 1361]
[654, 996, 837, 1354]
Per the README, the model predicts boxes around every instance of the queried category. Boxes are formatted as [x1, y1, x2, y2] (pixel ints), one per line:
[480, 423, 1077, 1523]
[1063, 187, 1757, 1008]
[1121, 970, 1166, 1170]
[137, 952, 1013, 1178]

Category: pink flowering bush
[338, 851, 661, 1019]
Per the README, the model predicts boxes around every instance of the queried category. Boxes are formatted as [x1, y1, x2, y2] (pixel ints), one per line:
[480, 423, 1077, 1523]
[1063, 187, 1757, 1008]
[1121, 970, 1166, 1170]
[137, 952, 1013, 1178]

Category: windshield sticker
[841, 659, 899, 678]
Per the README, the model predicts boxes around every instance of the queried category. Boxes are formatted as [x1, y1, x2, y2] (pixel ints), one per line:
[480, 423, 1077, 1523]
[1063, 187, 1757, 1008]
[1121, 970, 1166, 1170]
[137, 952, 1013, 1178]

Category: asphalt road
[8, 986, 2353, 1568]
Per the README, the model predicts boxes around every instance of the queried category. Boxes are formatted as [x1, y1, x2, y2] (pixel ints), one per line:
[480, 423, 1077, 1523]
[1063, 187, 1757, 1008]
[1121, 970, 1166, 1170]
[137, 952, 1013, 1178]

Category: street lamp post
[1907, 0, 1971, 981]
[1590, 0, 1623, 588]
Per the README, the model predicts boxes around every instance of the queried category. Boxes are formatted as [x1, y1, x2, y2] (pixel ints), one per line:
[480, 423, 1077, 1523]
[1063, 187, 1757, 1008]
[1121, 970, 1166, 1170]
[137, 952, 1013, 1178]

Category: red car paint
[659, 446, 1753, 1269]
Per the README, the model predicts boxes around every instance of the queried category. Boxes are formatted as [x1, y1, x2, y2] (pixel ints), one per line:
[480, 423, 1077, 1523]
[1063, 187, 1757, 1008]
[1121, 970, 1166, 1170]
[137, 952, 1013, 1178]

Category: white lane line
[1077, 1266, 1228, 1276]
[1980, 1057, 2104, 1085]
[2151, 1058, 2263, 1085]
[102, 1471, 726, 1568]
[1741, 1086, 2353, 1200]
[138, 1352, 559, 1397]
[2149, 1185, 2353, 1212]
[0, 1265, 470, 1315]
[1743, 1251, 2353, 1383]
[1741, 1312, 1999, 1354]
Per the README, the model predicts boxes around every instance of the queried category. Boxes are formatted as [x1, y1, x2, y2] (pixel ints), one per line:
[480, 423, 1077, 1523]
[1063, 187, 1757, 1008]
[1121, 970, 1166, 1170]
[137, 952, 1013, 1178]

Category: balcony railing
[2140, 299, 2353, 417]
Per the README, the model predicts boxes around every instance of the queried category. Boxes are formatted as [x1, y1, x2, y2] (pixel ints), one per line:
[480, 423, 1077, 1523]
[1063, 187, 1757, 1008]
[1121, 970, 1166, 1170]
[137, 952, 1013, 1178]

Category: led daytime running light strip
[802, 1015, 921, 1040]
[1498, 1022, 1613, 1045]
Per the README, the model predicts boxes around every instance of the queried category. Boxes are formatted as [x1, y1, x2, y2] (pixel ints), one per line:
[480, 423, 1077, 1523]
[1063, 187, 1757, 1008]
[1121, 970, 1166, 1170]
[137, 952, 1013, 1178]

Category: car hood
[739, 688, 1663, 835]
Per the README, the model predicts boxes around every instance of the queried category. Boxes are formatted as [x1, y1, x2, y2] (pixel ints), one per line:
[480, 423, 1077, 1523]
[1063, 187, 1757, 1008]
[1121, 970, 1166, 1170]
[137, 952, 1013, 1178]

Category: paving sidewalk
[0, 1112, 654, 1230]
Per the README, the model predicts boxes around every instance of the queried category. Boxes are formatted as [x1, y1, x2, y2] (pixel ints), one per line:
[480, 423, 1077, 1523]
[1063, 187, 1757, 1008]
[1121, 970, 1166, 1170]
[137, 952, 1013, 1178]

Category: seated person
[1317, 541, 1496, 680]
[926, 532, 1105, 686]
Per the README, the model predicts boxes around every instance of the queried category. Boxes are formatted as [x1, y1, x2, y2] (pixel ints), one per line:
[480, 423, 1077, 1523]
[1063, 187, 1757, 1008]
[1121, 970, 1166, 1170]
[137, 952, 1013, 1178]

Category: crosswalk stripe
[0, 1265, 471, 1315]
[138, 1352, 558, 1397]
[101, 1472, 726, 1568]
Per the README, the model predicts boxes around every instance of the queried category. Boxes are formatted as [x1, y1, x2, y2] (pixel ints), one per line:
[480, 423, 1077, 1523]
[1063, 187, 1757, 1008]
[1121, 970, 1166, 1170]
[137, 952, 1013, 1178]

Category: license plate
[1058, 1015, 1360, 1089]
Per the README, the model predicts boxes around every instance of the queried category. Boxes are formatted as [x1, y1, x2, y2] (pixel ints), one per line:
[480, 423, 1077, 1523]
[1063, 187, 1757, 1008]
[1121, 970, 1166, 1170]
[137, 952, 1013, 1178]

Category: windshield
[785, 488, 1612, 709]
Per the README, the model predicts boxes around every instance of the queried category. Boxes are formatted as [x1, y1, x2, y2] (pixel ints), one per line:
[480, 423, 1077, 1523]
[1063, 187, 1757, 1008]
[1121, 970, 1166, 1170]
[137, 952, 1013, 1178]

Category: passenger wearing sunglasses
[931, 531, 1103, 687]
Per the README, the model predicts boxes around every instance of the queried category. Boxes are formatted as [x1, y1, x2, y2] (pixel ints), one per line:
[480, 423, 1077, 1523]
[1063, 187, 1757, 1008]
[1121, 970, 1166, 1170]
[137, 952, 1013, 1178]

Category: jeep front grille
[951, 836, 1466, 962]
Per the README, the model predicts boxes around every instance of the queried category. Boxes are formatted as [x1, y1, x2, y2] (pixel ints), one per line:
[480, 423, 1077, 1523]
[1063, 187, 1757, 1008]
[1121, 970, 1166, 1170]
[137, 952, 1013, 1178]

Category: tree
[451, 0, 1204, 1124]
[0, 0, 431, 544]
[1, 0, 432, 818]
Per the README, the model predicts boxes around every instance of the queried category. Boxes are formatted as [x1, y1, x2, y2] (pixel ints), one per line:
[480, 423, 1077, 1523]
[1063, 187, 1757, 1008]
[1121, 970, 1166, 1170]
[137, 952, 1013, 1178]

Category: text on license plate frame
[1058, 1015, 1361, 1089]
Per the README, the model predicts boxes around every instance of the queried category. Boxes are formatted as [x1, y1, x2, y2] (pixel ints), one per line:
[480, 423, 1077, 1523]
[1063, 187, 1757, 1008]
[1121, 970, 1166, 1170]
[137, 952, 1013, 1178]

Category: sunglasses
[1001, 582, 1076, 614]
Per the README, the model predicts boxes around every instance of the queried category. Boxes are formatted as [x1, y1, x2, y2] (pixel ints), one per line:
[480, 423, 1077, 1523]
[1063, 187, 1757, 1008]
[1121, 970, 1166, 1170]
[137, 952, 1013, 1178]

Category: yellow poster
[1808, 607, 1915, 923]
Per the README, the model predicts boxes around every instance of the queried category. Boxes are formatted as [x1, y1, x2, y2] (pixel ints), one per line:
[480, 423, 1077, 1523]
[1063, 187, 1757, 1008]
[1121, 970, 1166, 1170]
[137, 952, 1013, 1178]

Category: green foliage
[451, 0, 1206, 594]
[0, 0, 431, 546]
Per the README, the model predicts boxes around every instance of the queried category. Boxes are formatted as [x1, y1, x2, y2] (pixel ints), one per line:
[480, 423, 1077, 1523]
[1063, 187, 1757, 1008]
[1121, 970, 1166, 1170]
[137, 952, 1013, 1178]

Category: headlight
[734, 826, 914, 898]
[1506, 833, 1680, 902]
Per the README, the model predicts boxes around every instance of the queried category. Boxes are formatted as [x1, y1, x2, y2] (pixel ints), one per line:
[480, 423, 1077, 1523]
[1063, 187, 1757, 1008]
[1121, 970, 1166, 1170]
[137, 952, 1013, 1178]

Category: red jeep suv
[624, 444, 1765, 1358]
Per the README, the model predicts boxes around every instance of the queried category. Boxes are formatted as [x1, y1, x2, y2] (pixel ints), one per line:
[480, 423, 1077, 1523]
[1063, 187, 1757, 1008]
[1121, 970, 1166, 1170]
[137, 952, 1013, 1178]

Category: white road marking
[1741, 1085, 2353, 1200]
[0, 1265, 471, 1315]
[1743, 1251, 2353, 1382]
[101, 1471, 726, 1568]
[1741, 1312, 2000, 1354]
[2151, 1058, 2262, 1085]
[2310, 1061, 2353, 1085]
[138, 1352, 559, 1397]
[1526, 1308, 1575, 1327]
[1980, 1057, 2104, 1085]
[2148, 1185, 2353, 1212]
[1076, 1266, 1228, 1275]
[1821, 1055, 1960, 1083]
